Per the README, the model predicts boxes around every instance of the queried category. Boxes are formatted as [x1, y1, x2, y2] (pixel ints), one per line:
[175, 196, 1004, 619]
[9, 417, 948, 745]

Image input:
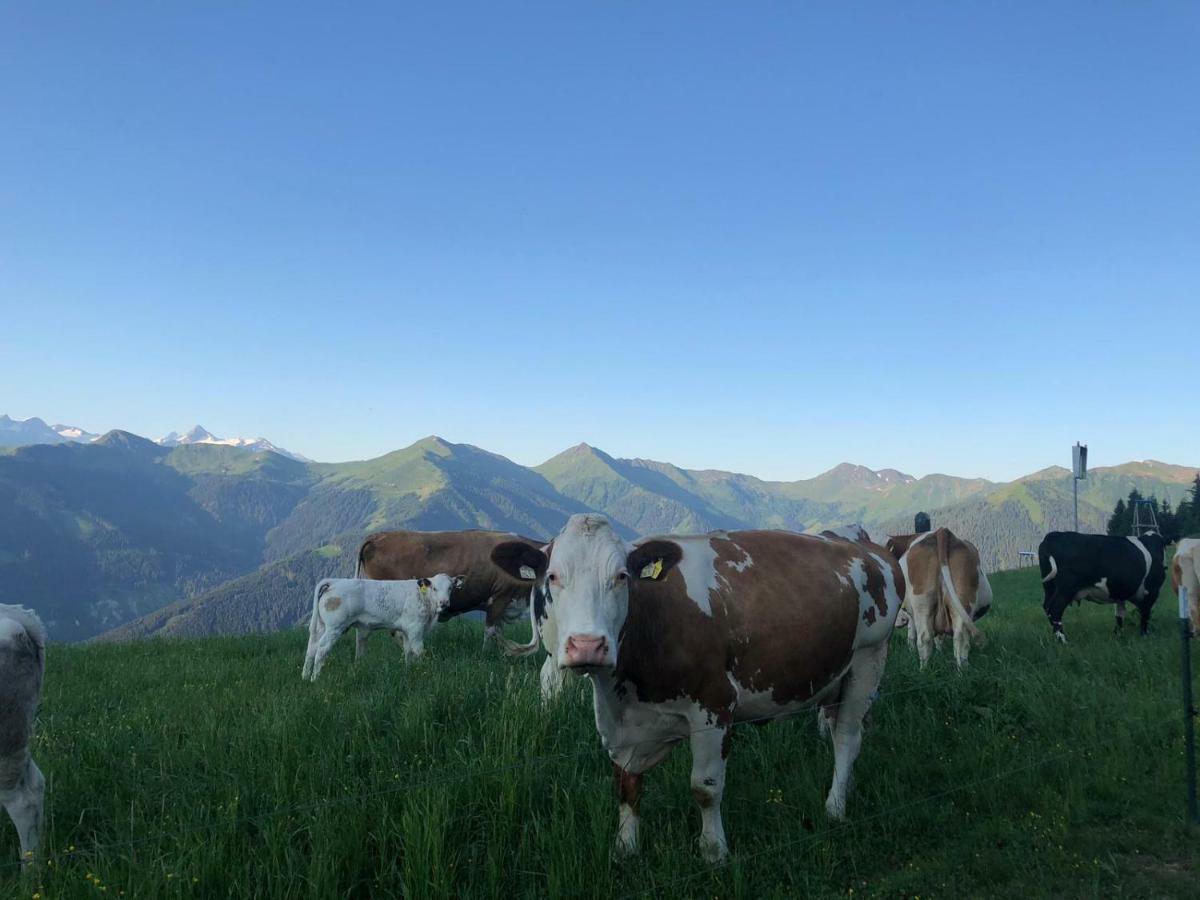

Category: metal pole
[1181, 586, 1198, 825]
[1073, 476, 1079, 533]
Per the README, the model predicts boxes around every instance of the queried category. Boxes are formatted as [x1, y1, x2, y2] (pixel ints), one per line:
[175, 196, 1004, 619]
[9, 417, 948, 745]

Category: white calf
[302, 575, 462, 681]
[0, 604, 47, 865]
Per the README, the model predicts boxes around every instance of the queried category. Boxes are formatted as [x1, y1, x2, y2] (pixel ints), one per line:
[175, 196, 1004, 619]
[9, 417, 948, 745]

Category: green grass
[3, 566, 1197, 899]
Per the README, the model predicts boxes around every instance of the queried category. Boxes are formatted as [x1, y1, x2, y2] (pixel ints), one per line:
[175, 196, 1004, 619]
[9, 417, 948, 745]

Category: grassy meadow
[2, 564, 1197, 899]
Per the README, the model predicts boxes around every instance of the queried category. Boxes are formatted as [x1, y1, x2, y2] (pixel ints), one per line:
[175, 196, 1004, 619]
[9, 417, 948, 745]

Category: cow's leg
[1113, 600, 1126, 635]
[310, 624, 348, 680]
[826, 640, 888, 820]
[612, 762, 643, 857]
[1, 759, 45, 864]
[354, 625, 370, 661]
[908, 593, 936, 667]
[482, 624, 498, 650]
[1137, 600, 1153, 636]
[1044, 590, 1073, 644]
[689, 725, 730, 863]
[539, 656, 567, 703]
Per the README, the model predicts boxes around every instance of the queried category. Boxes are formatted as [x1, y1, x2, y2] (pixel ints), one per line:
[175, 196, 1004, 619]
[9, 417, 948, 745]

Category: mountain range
[1, 414, 308, 461]
[0, 426, 1194, 642]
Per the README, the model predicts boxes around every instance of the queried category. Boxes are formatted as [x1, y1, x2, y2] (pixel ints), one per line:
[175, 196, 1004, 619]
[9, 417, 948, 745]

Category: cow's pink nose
[564, 634, 610, 667]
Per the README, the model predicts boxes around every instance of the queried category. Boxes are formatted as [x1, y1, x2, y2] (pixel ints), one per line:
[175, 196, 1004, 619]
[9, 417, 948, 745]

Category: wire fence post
[1181, 584, 1198, 826]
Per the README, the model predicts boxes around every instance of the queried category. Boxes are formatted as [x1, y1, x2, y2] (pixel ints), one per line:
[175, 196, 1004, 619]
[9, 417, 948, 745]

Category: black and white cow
[1038, 531, 1169, 642]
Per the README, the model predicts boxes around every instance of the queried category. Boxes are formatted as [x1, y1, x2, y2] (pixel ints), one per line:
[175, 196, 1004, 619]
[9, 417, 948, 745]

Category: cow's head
[422, 574, 466, 616]
[1138, 530, 1172, 554]
[491, 514, 681, 670]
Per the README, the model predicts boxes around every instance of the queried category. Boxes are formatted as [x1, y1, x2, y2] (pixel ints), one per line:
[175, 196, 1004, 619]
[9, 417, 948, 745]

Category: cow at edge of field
[353, 530, 543, 658]
[0, 604, 46, 866]
[489, 514, 904, 862]
[1037, 530, 1169, 643]
[1172, 538, 1200, 635]
[302, 574, 463, 680]
[886, 528, 991, 668]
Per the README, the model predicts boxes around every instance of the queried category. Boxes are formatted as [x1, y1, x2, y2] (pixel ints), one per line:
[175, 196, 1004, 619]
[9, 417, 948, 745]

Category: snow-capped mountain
[0, 414, 99, 447]
[2, 414, 308, 460]
[52, 423, 101, 442]
[157, 425, 309, 461]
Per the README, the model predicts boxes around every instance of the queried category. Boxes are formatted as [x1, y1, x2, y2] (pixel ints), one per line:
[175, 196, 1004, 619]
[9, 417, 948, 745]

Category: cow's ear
[627, 540, 683, 581]
[491, 542, 548, 582]
[453, 575, 466, 589]
[417, 578, 431, 589]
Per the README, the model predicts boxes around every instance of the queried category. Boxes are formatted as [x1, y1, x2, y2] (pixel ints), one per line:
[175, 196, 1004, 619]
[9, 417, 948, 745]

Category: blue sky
[2, 3, 1197, 480]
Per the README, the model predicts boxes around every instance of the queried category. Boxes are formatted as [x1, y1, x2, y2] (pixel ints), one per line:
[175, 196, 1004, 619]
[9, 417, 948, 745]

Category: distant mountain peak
[94, 430, 163, 455]
[157, 425, 309, 461]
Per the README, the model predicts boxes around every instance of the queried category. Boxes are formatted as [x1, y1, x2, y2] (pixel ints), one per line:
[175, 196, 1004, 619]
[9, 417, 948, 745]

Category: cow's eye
[547, 572, 558, 583]
[616, 571, 628, 582]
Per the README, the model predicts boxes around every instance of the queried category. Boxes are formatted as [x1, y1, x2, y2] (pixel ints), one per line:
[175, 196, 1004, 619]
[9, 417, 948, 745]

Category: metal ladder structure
[1130, 498, 1160, 536]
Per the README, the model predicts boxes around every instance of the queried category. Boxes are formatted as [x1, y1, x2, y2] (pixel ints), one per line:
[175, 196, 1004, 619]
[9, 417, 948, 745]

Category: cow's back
[617, 530, 901, 716]
[358, 529, 538, 611]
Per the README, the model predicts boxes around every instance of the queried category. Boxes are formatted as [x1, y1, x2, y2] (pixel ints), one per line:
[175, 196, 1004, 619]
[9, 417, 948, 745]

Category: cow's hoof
[1054, 632, 1068, 645]
[697, 836, 729, 864]
[613, 836, 639, 860]
[824, 794, 847, 821]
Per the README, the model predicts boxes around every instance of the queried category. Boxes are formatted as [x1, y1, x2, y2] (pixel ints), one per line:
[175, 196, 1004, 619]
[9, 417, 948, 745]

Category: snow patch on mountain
[158, 425, 310, 461]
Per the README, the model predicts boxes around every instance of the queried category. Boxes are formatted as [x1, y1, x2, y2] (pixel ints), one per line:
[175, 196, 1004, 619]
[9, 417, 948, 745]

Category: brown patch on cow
[356, 529, 543, 626]
[614, 531, 896, 718]
[691, 786, 715, 809]
[613, 763, 643, 812]
[323, 596, 342, 611]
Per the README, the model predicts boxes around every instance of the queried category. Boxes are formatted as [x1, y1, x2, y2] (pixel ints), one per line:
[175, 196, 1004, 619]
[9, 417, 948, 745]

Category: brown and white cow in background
[354, 529, 542, 658]
[886, 527, 991, 668]
[491, 514, 903, 862]
[1172, 538, 1200, 635]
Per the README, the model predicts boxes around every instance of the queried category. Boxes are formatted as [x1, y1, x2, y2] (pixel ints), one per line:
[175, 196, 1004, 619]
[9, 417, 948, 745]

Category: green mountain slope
[2, 435, 601, 640]
[0, 432, 312, 639]
[3, 425, 1196, 642]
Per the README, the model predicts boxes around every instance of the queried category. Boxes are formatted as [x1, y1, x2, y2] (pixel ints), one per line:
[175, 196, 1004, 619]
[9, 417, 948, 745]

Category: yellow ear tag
[419, 583, 429, 596]
[640, 558, 664, 580]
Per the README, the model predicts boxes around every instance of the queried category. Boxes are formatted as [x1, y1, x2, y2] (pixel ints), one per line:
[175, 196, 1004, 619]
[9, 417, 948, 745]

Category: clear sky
[2, 3, 1197, 481]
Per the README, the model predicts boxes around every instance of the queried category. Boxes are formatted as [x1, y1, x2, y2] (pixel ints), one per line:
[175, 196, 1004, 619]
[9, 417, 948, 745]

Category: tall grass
[2, 566, 1196, 898]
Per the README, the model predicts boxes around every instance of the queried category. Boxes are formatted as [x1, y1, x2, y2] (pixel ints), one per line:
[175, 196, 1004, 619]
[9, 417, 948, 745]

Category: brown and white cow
[490, 514, 903, 862]
[1172, 538, 1200, 635]
[353, 529, 542, 657]
[886, 527, 991, 668]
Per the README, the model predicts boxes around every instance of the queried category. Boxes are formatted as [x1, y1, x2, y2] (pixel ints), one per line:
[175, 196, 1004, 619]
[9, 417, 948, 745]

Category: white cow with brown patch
[1172, 538, 1200, 635]
[0, 604, 46, 865]
[886, 527, 991, 668]
[491, 514, 904, 862]
[301, 575, 463, 681]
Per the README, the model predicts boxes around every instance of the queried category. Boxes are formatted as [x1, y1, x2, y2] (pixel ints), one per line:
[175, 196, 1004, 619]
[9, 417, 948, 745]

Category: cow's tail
[496, 587, 542, 657]
[1041, 555, 1057, 584]
[353, 539, 367, 579]
[937, 528, 981, 643]
[308, 581, 328, 641]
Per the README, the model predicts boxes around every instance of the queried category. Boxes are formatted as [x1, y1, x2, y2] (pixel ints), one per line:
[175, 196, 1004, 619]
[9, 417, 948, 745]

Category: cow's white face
[490, 515, 684, 672]
[423, 573, 466, 617]
[542, 516, 631, 669]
